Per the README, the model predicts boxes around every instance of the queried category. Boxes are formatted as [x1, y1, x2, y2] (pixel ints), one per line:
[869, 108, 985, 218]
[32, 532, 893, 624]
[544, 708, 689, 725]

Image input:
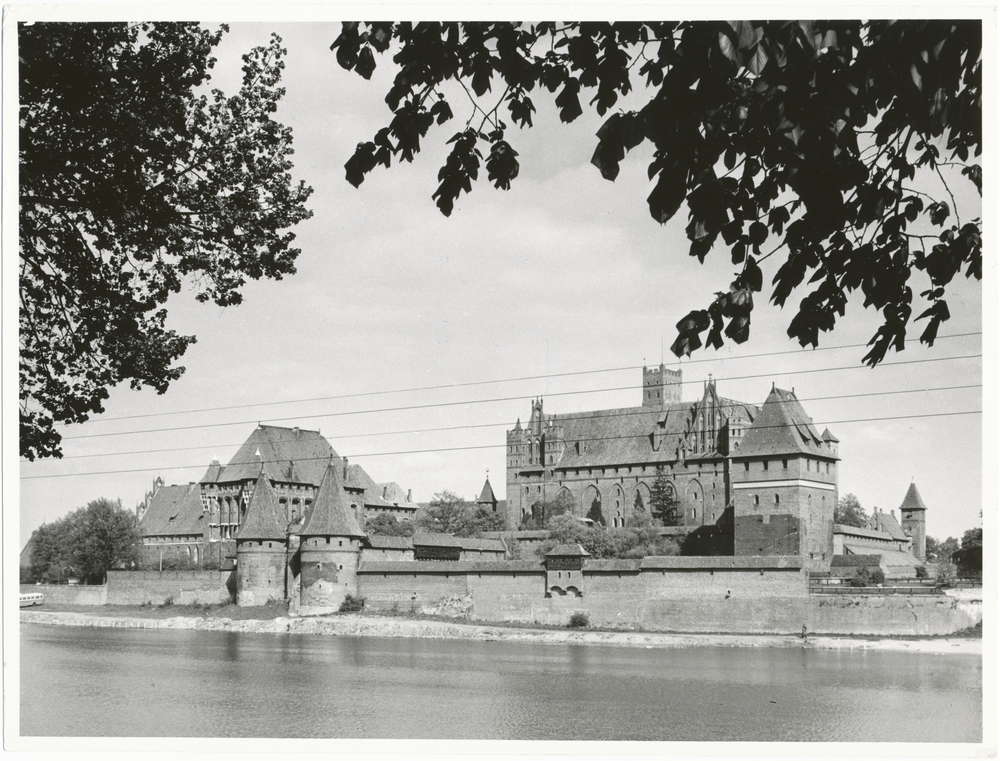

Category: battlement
[642, 364, 682, 407]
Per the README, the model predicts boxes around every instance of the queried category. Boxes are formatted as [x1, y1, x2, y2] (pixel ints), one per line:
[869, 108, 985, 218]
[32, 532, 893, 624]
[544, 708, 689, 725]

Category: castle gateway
[505, 366, 840, 571]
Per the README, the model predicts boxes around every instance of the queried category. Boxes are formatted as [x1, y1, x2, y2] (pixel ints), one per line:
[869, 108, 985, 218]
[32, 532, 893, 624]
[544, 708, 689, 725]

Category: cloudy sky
[12, 16, 992, 549]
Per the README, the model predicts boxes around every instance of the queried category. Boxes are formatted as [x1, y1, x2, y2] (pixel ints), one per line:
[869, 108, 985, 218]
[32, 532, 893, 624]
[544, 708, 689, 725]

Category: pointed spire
[236, 472, 286, 541]
[300, 462, 365, 538]
[898, 481, 928, 512]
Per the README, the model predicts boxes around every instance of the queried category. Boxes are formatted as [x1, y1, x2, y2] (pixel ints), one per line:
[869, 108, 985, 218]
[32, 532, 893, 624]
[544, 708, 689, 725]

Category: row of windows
[751, 494, 827, 506]
[743, 459, 832, 474]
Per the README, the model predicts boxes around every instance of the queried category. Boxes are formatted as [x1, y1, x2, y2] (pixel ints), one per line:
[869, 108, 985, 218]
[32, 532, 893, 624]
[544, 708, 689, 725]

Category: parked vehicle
[19, 592, 44, 607]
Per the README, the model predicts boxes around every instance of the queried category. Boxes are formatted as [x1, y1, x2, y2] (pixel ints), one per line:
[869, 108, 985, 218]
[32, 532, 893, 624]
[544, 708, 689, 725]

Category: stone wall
[355, 557, 976, 635]
[20, 583, 107, 606]
[105, 570, 233, 606]
[807, 594, 981, 636]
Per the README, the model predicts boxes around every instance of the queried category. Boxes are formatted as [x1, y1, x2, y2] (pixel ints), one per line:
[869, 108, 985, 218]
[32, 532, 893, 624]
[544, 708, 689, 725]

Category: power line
[50, 383, 982, 461]
[81, 331, 982, 424]
[21, 409, 982, 480]
[58, 351, 982, 442]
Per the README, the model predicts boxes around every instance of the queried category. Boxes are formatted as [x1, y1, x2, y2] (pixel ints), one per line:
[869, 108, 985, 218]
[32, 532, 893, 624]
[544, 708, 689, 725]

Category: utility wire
[82, 331, 982, 425]
[49, 383, 982, 461]
[58, 351, 982, 443]
[21, 409, 982, 480]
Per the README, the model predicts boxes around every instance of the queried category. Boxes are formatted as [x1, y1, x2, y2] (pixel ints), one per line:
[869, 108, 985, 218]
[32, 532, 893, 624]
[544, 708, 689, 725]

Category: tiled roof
[202, 425, 337, 487]
[525, 387, 758, 470]
[236, 473, 287, 541]
[346, 465, 417, 511]
[300, 464, 365, 538]
[477, 477, 497, 505]
[640, 555, 803, 570]
[458, 538, 505, 552]
[378, 481, 417, 508]
[358, 560, 544, 574]
[866, 510, 909, 541]
[365, 535, 413, 550]
[139, 484, 204, 537]
[898, 481, 928, 512]
[735, 387, 835, 459]
[840, 546, 920, 568]
[545, 543, 591, 557]
[832, 553, 883, 567]
[585, 559, 641, 572]
[833, 524, 894, 542]
[412, 532, 462, 548]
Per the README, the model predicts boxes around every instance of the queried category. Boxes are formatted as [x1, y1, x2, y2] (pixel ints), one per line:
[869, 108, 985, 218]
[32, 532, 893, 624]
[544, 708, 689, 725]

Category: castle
[506, 366, 844, 571]
[134, 368, 930, 612]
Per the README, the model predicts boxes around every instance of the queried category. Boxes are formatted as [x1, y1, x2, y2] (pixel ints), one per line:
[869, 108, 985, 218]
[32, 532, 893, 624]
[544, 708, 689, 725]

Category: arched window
[774, 494, 780, 504]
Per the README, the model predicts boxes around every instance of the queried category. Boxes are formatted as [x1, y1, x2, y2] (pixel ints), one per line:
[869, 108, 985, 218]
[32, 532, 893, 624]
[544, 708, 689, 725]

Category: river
[19, 623, 981, 741]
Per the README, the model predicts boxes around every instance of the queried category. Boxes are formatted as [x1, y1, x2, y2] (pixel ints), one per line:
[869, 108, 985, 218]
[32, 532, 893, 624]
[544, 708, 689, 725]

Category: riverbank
[20, 606, 982, 655]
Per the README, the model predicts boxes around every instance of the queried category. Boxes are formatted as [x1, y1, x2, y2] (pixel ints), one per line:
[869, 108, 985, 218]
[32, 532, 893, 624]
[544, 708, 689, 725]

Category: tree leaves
[19, 23, 313, 459]
[334, 21, 982, 370]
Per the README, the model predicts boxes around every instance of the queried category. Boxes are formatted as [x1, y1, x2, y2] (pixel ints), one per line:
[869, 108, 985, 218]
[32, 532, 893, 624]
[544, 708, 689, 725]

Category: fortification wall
[807, 594, 981, 636]
[466, 573, 545, 622]
[106, 570, 233, 606]
[21, 583, 107, 606]
[359, 570, 470, 613]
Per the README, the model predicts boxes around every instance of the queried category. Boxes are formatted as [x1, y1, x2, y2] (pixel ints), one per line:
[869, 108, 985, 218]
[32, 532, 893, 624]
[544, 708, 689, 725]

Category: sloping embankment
[19, 610, 981, 655]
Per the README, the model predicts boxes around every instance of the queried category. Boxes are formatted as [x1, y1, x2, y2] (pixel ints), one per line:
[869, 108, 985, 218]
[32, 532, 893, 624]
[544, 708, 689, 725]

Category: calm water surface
[20, 624, 981, 741]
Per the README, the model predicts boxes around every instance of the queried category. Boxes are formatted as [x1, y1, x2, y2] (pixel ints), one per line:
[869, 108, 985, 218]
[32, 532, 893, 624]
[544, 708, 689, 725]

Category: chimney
[382, 486, 388, 500]
[294, 426, 300, 438]
[407, 488, 412, 502]
[343, 457, 349, 480]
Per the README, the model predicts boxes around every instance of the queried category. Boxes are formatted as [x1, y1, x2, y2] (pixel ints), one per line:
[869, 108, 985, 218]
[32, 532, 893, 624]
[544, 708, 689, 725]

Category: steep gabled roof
[735, 387, 834, 459]
[139, 483, 204, 537]
[236, 473, 286, 541]
[898, 481, 928, 512]
[343, 464, 414, 510]
[202, 425, 337, 487]
[299, 463, 364, 538]
[379, 482, 416, 507]
[866, 509, 909, 542]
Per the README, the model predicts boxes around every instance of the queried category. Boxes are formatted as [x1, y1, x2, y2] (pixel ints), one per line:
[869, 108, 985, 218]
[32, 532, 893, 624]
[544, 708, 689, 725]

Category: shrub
[915, 565, 928, 579]
[339, 594, 365, 613]
[850, 566, 881, 587]
[936, 561, 958, 587]
[568, 612, 589, 629]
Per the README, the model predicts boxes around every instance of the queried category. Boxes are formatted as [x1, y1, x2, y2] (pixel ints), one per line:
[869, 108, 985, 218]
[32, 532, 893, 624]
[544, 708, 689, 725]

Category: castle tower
[235, 472, 288, 606]
[642, 364, 682, 408]
[298, 462, 365, 612]
[898, 480, 928, 561]
[730, 387, 839, 571]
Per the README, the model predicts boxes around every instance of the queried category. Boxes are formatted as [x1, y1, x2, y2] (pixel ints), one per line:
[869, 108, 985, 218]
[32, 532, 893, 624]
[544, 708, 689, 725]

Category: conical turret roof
[477, 476, 497, 506]
[898, 481, 928, 512]
[300, 462, 365, 538]
[236, 472, 286, 541]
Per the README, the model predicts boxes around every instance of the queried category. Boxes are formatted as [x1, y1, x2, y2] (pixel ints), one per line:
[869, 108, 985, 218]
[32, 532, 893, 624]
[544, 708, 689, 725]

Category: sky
[9, 16, 995, 551]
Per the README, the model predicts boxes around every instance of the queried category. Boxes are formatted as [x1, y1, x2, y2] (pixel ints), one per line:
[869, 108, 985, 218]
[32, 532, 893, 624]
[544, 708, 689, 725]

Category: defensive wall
[25, 562, 981, 637]
[104, 570, 233, 606]
[354, 556, 980, 635]
[20, 583, 108, 606]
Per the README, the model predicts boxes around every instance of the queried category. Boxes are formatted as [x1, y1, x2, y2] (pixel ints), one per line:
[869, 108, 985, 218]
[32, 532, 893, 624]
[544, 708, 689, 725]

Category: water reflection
[20, 624, 981, 742]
